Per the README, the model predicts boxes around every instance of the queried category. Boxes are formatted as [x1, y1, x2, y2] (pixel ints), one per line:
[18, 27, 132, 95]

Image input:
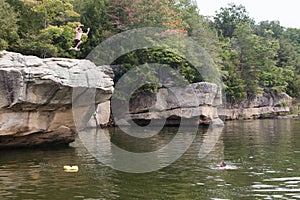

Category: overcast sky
[195, 0, 300, 28]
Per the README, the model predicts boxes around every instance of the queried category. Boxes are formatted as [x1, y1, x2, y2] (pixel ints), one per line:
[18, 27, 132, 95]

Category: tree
[173, 0, 199, 34]
[75, 0, 114, 56]
[279, 28, 300, 98]
[0, 0, 19, 50]
[7, 0, 44, 38]
[278, 38, 299, 67]
[220, 38, 246, 105]
[8, 0, 81, 58]
[232, 23, 293, 97]
[254, 20, 284, 39]
[107, 0, 191, 70]
[213, 3, 253, 38]
[232, 23, 261, 96]
[17, 23, 80, 58]
[177, 0, 222, 67]
[21, 0, 80, 28]
[280, 28, 300, 67]
[100, 0, 213, 99]
[110, 0, 187, 33]
[254, 23, 300, 98]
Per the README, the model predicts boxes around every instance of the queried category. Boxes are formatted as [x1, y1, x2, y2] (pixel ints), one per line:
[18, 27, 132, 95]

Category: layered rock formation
[0, 51, 114, 148]
[113, 82, 224, 127]
[225, 92, 293, 120]
[0, 52, 224, 148]
[1, 50, 295, 149]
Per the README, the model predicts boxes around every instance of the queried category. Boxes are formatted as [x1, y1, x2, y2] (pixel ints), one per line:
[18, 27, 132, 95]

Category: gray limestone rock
[0, 51, 114, 148]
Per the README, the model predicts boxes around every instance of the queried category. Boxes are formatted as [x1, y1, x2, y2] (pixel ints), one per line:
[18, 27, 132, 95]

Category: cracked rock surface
[0, 51, 114, 148]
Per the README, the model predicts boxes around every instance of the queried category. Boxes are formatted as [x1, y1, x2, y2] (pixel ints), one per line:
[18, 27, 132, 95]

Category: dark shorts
[74, 39, 81, 46]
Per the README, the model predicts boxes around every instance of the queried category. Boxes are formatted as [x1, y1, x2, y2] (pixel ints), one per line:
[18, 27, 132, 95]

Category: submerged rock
[0, 51, 114, 148]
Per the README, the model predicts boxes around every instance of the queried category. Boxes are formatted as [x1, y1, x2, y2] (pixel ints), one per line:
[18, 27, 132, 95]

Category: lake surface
[1, 119, 300, 199]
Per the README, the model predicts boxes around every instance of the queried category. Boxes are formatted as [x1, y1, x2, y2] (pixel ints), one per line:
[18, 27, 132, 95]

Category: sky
[195, 0, 300, 28]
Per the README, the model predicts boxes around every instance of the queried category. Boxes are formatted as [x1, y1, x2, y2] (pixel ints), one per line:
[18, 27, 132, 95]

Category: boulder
[0, 51, 114, 148]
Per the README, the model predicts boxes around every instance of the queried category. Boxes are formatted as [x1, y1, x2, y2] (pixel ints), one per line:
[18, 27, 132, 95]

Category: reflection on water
[79, 126, 223, 173]
[0, 119, 299, 199]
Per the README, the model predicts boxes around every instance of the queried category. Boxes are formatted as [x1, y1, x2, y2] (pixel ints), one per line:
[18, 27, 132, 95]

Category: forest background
[1, 0, 299, 106]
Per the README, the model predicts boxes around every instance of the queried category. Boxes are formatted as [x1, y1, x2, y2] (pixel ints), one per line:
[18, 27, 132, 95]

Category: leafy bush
[275, 100, 289, 107]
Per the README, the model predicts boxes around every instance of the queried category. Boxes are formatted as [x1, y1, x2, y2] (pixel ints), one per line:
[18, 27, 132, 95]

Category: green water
[1, 119, 300, 199]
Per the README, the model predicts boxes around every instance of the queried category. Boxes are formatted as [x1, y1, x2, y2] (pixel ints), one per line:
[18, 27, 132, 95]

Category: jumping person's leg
[70, 39, 81, 50]
[75, 40, 82, 50]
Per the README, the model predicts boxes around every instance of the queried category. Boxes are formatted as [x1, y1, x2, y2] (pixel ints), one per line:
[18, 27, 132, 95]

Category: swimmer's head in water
[220, 161, 226, 167]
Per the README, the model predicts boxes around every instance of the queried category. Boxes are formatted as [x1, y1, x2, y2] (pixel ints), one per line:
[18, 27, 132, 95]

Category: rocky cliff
[113, 82, 224, 127]
[0, 51, 114, 148]
[0, 52, 224, 148]
[225, 92, 294, 120]
[5, 51, 292, 148]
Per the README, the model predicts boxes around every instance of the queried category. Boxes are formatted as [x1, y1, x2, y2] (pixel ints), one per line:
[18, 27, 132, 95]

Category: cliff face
[225, 92, 293, 120]
[1, 51, 294, 148]
[0, 51, 114, 148]
[113, 82, 224, 127]
[0, 51, 230, 149]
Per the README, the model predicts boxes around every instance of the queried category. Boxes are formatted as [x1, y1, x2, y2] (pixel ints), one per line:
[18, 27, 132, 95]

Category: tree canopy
[0, 0, 19, 49]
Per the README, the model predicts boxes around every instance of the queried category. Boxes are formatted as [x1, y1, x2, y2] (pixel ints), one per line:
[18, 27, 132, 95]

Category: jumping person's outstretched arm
[83, 28, 90, 36]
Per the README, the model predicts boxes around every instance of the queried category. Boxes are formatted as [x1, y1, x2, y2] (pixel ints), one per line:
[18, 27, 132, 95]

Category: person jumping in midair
[70, 26, 90, 51]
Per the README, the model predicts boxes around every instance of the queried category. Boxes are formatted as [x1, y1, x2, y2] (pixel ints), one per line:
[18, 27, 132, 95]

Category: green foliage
[281, 32, 300, 67]
[17, 36, 58, 58]
[188, 16, 223, 74]
[275, 100, 289, 107]
[21, 0, 79, 28]
[110, 0, 187, 33]
[7, 0, 43, 37]
[76, 0, 114, 56]
[6, 0, 80, 58]
[254, 20, 284, 39]
[280, 28, 300, 98]
[220, 39, 246, 104]
[232, 23, 262, 96]
[260, 66, 294, 93]
[230, 22, 293, 97]
[109, 46, 206, 101]
[213, 3, 254, 38]
[290, 109, 300, 115]
[224, 70, 247, 104]
[112, 48, 203, 84]
[286, 72, 300, 98]
[16, 23, 79, 58]
[210, 3, 300, 104]
[173, 0, 199, 34]
[112, 63, 159, 101]
[0, 0, 19, 50]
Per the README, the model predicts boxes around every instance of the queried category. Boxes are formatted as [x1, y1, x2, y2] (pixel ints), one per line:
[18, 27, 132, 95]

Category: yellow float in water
[63, 165, 79, 173]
